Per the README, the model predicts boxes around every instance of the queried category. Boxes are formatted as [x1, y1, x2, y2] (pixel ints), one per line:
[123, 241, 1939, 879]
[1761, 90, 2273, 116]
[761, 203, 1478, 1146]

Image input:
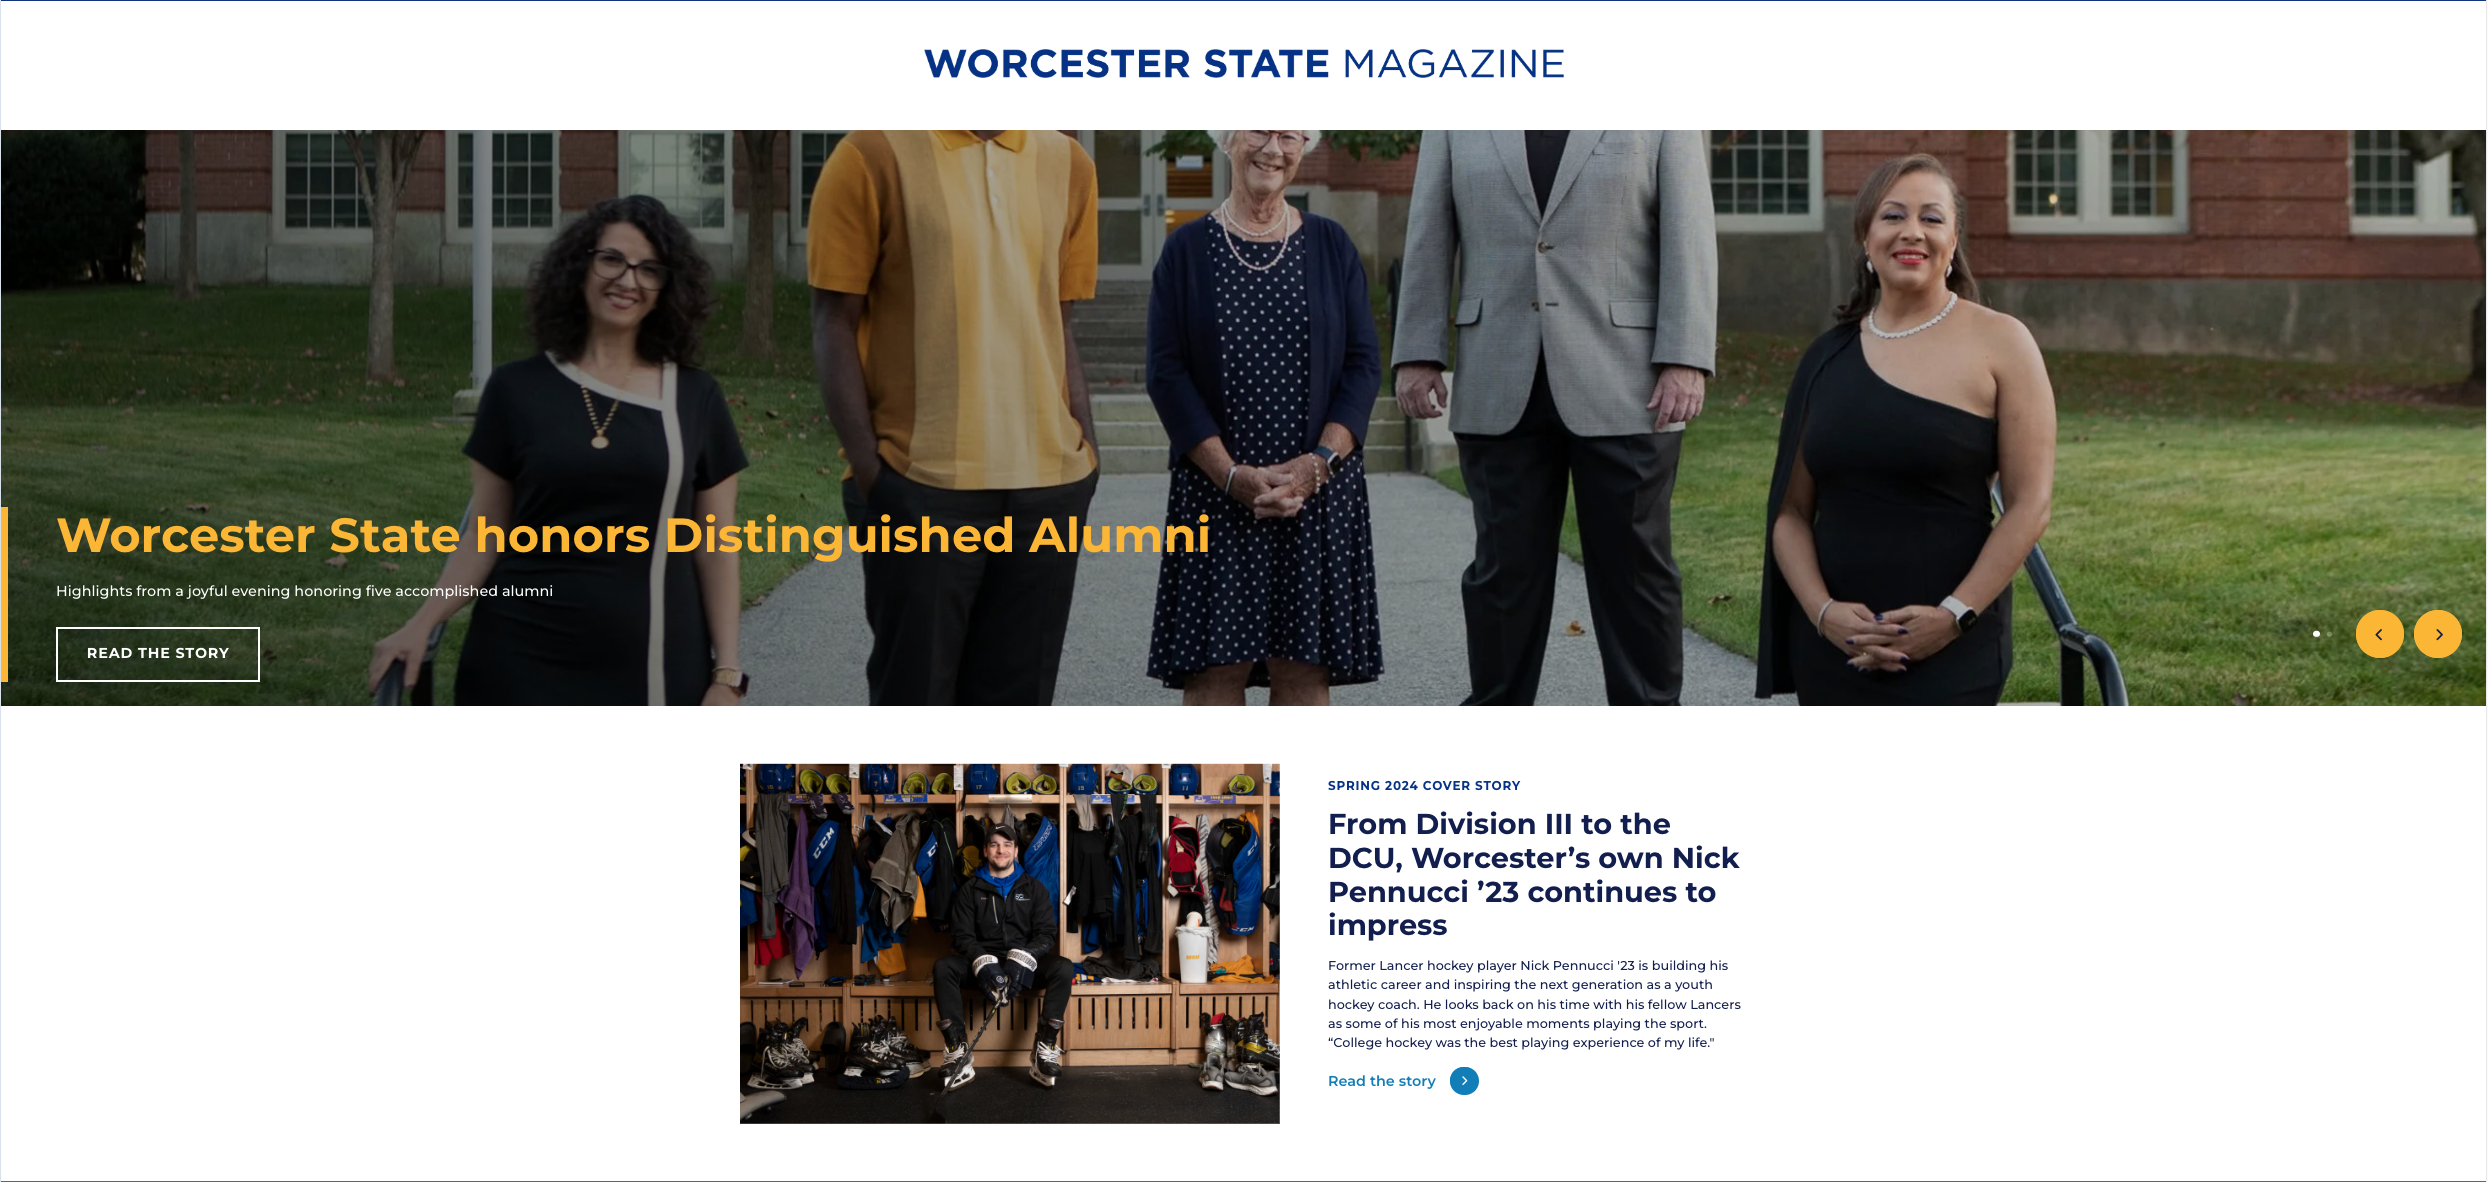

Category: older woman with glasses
[369, 194, 751, 705]
[1144, 130, 1383, 705]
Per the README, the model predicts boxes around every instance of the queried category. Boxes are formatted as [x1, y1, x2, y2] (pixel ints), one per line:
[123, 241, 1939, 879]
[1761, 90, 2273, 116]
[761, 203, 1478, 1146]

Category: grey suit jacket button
[1536, 241, 1549, 252]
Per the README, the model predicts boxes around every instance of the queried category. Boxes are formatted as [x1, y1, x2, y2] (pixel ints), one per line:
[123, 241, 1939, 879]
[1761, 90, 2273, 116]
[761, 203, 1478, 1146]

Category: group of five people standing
[370, 129, 2054, 708]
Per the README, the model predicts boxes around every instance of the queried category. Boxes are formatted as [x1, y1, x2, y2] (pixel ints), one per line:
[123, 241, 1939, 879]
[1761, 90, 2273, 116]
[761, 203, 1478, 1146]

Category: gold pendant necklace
[579, 384, 620, 449]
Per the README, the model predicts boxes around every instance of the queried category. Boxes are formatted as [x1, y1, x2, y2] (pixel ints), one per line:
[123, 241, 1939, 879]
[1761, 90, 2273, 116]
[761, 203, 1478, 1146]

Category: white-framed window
[2350, 130, 2472, 236]
[453, 131, 558, 240]
[790, 131, 850, 242]
[1707, 130, 1821, 232]
[622, 131, 730, 238]
[2008, 130, 2189, 235]
[274, 131, 371, 240]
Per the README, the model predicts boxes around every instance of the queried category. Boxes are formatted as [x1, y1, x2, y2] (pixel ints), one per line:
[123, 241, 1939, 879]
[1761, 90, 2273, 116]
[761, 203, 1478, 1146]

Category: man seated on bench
[933, 826, 1076, 1089]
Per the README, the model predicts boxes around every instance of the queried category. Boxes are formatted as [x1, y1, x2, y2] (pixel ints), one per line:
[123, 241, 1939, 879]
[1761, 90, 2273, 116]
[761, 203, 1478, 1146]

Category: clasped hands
[1227, 453, 1326, 518]
[1816, 601, 1962, 673]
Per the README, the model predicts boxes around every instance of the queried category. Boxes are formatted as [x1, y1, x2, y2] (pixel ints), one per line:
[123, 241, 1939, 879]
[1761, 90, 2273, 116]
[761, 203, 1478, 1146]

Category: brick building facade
[144, 129, 2480, 364]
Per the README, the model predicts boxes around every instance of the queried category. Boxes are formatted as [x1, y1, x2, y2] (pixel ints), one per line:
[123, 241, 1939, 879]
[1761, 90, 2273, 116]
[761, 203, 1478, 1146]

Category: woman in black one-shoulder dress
[1757, 155, 2058, 705]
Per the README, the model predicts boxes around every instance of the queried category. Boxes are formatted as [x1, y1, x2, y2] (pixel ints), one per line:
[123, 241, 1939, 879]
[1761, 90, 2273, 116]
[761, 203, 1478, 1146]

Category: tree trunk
[174, 131, 200, 299]
[368, 143, 401, 380]
[737, 130, 778, 358]
[346, 131, 423, 382]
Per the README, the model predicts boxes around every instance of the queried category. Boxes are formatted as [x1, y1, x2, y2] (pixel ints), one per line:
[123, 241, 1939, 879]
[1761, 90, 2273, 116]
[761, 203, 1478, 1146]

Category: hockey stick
[921, 996, 1005, 1123]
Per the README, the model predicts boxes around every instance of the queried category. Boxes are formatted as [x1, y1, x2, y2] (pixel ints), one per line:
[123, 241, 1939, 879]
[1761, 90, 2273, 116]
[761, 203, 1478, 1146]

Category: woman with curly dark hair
[370, 195, 751, 705]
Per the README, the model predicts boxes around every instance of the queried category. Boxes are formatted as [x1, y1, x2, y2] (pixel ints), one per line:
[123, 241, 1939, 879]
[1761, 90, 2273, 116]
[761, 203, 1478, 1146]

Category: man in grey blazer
[1393, 130, 1717, 705]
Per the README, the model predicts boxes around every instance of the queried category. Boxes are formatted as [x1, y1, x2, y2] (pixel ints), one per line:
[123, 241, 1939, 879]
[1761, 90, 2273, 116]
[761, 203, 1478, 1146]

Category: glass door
[1084, 131, 1228, 281]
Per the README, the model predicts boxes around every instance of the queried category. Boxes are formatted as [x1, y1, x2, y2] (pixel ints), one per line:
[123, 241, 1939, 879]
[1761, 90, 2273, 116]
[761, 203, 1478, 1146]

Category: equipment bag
[1166, 815, 1206, 919]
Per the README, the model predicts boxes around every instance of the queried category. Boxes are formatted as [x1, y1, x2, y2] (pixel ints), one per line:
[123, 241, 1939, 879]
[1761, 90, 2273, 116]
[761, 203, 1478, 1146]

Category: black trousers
[1454, 364, 1684, 705]
[843, 469, 1098, 705]
[932, 952, 1077, 1029]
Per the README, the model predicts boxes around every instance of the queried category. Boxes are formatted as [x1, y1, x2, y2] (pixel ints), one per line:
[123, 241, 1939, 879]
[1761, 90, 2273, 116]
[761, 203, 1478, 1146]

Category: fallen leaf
[378, 561, 400, 573]
[186, 503, 209, 512]
[1707, 593, 1734, 605]
[324, 556, 348, 569]
[747, 595, 768, 607]
[2232, 694, 2254, 707]
[303, 348, 318, 357]
[766, 409, 781, 418]
[816, 466, 830, 475]
[1564, 620, 1585, 636]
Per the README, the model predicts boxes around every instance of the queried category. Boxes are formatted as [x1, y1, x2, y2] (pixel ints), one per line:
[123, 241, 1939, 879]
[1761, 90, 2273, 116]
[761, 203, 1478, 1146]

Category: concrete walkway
[740, 473, 1779, 706]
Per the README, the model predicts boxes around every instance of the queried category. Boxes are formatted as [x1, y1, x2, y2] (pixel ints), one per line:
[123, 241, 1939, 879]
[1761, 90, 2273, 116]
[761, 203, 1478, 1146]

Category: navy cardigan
[1144, 213, 1382, 468]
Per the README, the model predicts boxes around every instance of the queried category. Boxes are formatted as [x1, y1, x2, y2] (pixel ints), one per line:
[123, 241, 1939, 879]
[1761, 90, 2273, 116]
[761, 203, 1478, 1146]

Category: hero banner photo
[8, 127, 2477, 707]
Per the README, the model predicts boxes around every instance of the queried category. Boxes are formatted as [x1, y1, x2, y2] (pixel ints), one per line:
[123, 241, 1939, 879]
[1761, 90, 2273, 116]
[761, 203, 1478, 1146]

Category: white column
[470, 130, 493, 392]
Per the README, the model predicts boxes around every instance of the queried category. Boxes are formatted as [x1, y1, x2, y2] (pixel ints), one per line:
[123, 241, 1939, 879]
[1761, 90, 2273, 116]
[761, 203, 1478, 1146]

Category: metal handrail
[1993, 484, 2128, 705]
[372, 622, 446, 706]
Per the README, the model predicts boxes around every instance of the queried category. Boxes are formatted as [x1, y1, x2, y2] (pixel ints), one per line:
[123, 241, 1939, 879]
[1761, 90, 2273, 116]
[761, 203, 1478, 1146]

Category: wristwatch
[713, 667, 750, 695]
[1939, 596, 1980, 634]
[1312, 444, 1346, 479]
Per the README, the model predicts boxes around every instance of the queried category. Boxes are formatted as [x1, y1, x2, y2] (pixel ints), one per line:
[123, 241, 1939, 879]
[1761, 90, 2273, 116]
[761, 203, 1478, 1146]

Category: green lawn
[8, 286, 2482, 705]
[1436, 330, 2486, 705]
[4, 281, 846, 704]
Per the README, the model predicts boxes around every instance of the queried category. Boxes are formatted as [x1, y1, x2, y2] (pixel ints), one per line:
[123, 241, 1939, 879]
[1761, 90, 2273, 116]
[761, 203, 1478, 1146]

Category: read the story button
[56, 627, 261, 683]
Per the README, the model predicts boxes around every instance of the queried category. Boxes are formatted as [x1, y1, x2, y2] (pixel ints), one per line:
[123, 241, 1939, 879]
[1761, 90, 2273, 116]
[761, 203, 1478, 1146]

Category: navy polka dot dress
[1147, 222, 1382, 689]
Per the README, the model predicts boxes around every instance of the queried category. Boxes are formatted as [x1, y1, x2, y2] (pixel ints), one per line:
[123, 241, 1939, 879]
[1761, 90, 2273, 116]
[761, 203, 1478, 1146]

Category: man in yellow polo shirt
[809, 130, 1102, 706]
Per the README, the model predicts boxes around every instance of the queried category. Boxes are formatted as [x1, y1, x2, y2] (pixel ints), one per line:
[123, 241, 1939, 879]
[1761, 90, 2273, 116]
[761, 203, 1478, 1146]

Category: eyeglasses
[1238, 131, 1308, 155]
[589, 248, 669, 289]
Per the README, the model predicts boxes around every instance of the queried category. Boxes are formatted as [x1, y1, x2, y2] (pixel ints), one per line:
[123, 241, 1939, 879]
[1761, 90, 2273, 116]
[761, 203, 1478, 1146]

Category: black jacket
[1110, 809, 1161, 962]
[1066, 823, 1117, 942]
[949, 868, 1054, 961]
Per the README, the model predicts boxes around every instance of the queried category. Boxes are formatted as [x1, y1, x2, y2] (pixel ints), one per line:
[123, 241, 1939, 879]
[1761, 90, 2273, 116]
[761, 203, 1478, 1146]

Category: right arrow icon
[2415, 610, 2463, 659]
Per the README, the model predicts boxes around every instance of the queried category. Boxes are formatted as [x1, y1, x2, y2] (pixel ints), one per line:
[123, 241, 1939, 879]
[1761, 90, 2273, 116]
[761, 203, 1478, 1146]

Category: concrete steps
[1075, 280, 1420, 472]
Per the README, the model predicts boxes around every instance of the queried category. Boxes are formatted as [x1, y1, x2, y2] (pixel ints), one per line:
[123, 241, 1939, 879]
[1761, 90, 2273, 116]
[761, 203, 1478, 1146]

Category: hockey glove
[972, 954, 1011, 1004]
[1005, 948, 1040, 997]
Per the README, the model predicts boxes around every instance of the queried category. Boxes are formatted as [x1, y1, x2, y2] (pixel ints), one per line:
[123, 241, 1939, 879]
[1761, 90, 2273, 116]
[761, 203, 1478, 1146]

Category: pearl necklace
[1866, 291, 1959, 340]
[1213, 205, 1298, 273]
[1216, 198, 1288, 240]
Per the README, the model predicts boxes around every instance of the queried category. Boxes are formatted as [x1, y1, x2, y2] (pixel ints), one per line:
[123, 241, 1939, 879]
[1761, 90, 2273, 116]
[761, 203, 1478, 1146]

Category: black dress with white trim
[457, 353, 747, 705]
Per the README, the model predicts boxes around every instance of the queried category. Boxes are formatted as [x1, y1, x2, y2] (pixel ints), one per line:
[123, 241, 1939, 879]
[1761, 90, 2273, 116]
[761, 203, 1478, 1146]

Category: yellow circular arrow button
[2414, 610, 2462, 659]
[2356, 610, 2404, 658]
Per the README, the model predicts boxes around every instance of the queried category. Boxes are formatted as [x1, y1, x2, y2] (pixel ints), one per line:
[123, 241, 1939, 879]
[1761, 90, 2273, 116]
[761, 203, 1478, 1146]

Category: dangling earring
[1947, 257, 1957, 277]
[1864, 259, 1876, 276]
